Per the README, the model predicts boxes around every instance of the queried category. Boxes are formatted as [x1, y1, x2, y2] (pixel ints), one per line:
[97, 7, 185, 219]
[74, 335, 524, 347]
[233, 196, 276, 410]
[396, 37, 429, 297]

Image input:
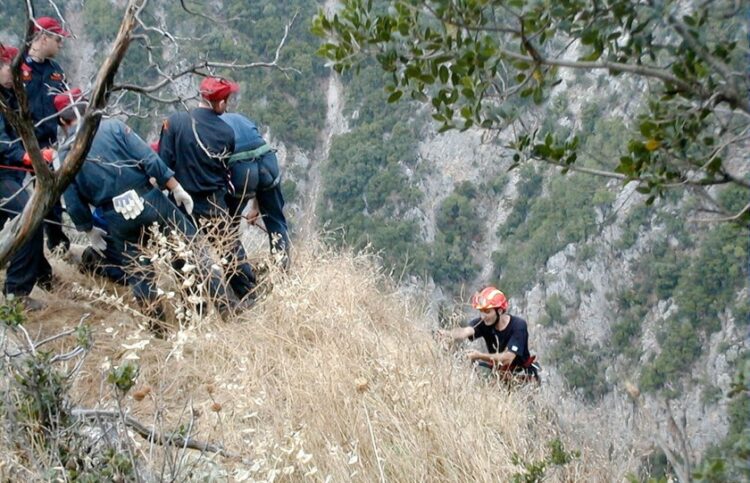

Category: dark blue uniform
[60, 119, 227, 306]
[158, 108, 256, 298]
[221, 113, 290, 267]
[22, 57, 66, 148]
[22, 56, 69, 250]
[0, 87, 52, 296]
[158, 108, 235, 198]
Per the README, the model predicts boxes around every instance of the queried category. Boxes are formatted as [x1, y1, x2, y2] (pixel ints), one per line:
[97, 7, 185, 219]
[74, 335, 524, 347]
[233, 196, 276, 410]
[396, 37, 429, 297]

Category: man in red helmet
[24, 16, 72, 252]
[0, 44, 53, 310]
[158, 76, 256, 302]
[437, 286, 540, 382]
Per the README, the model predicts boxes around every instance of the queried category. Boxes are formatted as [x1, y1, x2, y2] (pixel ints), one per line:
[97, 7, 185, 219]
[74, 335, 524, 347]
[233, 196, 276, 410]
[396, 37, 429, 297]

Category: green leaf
[387, 90, 403, 103]
[579, 49, 602, 62]
[532, 87, 543, 104]
[439, 65, 449, 83]
[544, 132, 553, 146]
[461, 87, 475, 100]
[706, 156, 722, 173]
[616, 156, 634, 175]
[534, 144, 552, 157]
[405, 65, 421, 80]
[581, 29, 599, 45]
[419, 74, 436, 84]
[636, 185, 651, 194]
[639, 121, 657, 138]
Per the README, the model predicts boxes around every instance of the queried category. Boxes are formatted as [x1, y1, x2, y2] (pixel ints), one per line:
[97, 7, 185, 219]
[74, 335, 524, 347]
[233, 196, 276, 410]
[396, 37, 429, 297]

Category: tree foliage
[313, 0, 750, 220]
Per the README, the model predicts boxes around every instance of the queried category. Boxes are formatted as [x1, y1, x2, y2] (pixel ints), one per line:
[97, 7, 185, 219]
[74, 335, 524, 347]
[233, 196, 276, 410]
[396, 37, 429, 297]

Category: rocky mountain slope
[1, 1, 746, 479]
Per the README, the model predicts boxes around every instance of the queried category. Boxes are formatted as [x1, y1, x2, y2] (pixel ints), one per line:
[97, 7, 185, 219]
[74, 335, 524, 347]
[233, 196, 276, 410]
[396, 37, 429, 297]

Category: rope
[0, 207, 78, 230]
[0, 164, 33, 173]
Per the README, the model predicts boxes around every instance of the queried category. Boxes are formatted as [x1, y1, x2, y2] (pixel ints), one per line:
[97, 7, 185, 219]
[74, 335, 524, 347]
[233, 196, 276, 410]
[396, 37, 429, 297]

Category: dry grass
[3, 233, 636, 482]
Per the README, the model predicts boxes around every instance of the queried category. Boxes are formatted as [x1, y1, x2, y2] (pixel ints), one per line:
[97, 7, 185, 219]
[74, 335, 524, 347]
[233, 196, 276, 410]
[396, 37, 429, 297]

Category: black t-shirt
[469, 315, 531, 367]
[158, 108, 235, 195]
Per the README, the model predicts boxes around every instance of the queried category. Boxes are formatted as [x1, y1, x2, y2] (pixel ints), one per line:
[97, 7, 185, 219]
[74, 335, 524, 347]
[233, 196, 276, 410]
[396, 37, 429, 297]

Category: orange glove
[21, 148, 55, 167]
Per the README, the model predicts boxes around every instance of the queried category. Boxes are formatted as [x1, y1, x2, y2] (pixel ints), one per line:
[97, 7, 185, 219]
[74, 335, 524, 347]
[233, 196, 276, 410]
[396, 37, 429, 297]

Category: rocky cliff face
[288, 66, 748, 462]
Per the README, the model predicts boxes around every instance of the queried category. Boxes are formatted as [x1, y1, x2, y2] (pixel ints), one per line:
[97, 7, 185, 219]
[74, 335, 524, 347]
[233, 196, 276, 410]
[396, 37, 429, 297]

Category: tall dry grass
[5, 232, 636, 481]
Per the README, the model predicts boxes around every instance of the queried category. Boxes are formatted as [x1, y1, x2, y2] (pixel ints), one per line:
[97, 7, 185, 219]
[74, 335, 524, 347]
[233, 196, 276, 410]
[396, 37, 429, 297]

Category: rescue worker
[23, 16, 71, 251]
[221, 112, 290, 269]
[54, 89, 238, 319]
[0, 44, 53, 311]
[437, 286, 540, 383]
[158, 76, 256, 301]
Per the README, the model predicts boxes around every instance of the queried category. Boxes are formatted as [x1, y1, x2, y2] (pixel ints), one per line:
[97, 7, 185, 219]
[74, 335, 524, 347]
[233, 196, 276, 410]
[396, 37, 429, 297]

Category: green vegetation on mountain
[314, 0, 750, 221]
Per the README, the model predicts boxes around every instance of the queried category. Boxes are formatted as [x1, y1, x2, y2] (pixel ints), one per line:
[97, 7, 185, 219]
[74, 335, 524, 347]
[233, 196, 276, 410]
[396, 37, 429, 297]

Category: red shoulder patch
[50, 72, 64, 82]
[21, 64, 32, 82]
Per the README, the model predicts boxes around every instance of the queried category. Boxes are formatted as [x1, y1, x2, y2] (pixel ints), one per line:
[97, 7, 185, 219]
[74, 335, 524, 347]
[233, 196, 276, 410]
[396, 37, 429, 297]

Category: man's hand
[22, 148, 55, 167]
[465, 350, 483, 362]
[171, 183, 194, 215]
[86, 227, 107, 252]
[435, 329, 452, 342]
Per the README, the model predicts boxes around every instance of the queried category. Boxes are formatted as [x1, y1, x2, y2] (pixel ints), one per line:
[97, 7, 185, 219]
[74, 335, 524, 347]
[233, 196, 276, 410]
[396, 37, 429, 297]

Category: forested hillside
[0, 0, 747, 481]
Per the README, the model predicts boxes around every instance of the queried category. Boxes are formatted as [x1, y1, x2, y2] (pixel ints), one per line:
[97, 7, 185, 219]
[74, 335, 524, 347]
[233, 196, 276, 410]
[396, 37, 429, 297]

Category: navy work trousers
[0, 173, 52, 295]
[182, 189, 256, 300]
[226, 184, 290, 268]
[101, 188, 228, 305]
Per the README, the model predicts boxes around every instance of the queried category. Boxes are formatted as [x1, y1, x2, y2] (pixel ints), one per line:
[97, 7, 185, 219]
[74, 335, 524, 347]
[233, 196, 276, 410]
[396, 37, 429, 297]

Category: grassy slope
[4, 235, 626, 481]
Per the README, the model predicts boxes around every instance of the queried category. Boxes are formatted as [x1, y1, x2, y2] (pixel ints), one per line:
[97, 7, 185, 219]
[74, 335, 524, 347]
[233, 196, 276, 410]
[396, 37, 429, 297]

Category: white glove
[172, 183, 194, 215]
[112, 190, 145, 220]
[86, 227, 107, 252]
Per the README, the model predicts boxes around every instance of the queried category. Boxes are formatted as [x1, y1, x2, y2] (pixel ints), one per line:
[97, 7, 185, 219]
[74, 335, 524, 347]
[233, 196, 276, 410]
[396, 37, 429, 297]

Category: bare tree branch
[71, 408, 242, 459]
[114, 11, 301, 96]
[692, 201, 750, 224]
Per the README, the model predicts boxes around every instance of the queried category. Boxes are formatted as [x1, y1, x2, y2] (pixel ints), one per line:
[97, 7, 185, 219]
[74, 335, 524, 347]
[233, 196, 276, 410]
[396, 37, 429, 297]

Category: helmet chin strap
[494, 308, 510, 327]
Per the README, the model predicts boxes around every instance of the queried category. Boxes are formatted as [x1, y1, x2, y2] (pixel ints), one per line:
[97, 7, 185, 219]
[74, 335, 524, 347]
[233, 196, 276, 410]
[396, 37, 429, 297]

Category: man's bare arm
[437, 326, 475, 341]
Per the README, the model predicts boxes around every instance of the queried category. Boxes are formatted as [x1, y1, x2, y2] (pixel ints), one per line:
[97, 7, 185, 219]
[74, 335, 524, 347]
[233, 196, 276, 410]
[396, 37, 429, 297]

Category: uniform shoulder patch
[21, 64, 32, 82]
[50, 72, 64, 82]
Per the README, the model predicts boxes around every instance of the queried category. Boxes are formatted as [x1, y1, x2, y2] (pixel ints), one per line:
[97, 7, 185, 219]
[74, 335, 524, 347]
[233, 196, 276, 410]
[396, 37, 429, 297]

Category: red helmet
[53, 88, 83, 113]
[199, 76, 239, 102]
[0, 45, 19, 64]
[470, 286, 508, 311]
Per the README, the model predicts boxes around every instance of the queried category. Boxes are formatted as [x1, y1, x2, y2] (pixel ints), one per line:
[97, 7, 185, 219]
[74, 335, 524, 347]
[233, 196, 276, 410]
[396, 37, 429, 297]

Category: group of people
[0, 16, 289, 317]
[2, 17, 538, 382]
